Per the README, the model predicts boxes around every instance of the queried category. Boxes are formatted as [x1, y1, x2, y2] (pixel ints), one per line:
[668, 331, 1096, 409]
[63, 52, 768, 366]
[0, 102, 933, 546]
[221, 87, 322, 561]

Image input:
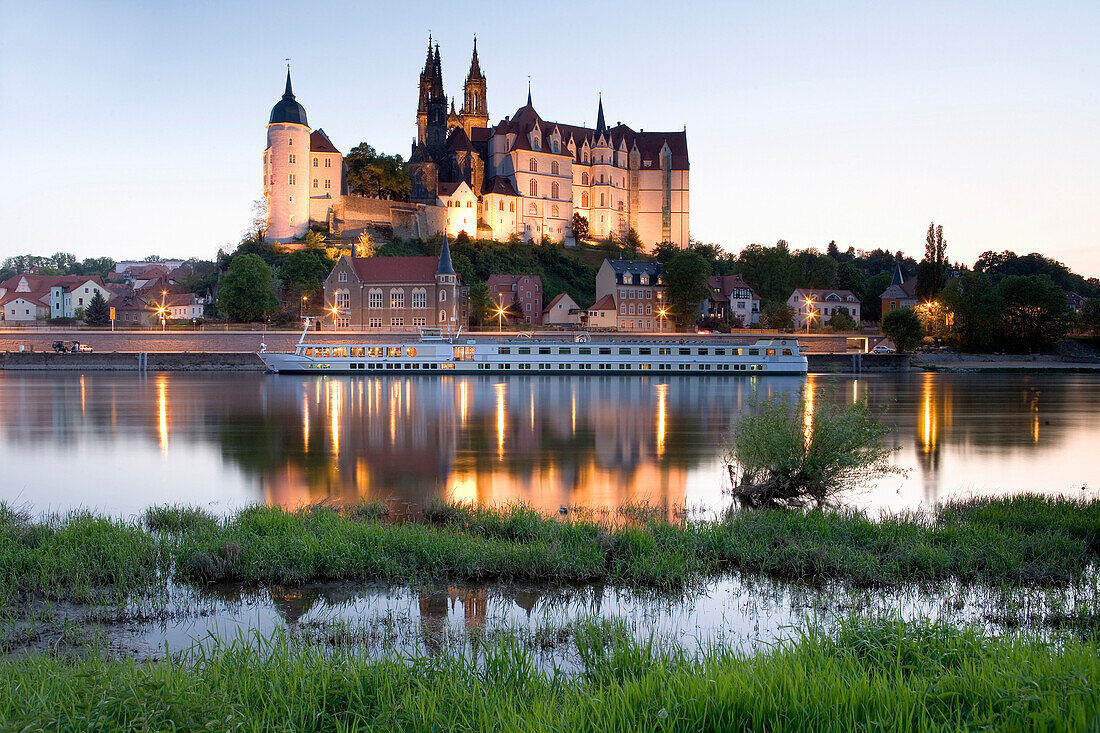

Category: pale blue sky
[2, 0, 1097, 275]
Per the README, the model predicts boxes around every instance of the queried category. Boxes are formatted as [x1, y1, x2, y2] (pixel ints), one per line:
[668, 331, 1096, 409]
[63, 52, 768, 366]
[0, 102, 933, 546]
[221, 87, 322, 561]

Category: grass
[1, 494, 1098, 605]
[0, 617, 1096, 731]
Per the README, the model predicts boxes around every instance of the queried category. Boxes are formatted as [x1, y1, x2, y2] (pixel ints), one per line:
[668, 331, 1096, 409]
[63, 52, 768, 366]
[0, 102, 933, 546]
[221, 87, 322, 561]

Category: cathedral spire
[467, 35, 484, 80]
[595, 93, 606, 135]
[526, 79, 532, 108]
[284, 66, 294, 98]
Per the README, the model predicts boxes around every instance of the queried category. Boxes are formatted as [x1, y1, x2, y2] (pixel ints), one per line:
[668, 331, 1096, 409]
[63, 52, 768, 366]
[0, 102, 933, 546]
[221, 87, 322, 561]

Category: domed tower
[264, 67, 311, 242]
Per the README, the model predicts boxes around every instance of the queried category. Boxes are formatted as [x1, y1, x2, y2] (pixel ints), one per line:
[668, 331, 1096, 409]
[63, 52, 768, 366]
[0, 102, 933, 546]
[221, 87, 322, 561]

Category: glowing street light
[159, 289, 168, 332]
[803, 295, 816, 334]
[658, 307, 668, 333]
[300, 295, 308, 320]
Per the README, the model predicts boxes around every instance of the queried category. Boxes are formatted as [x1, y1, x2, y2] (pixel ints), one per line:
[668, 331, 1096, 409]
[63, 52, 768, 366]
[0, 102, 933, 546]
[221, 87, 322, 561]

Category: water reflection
[0, 372, 1097, 516]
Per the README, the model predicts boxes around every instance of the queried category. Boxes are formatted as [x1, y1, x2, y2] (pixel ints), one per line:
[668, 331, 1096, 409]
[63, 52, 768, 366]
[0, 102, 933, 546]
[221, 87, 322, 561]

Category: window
[390, 289, 404, 308]
[551, 161, 559, 175]
[313, 178, 319, 188]
[600, 193, 606, 207]
[528, 203, 537, 214]
[582, 172, 589, 185]
[529, 159, 537, 172]
[288, 154, 295, 163]
[324, 179, 331, 189]
[288, 174, 296, 185]
[439, 290, 446, 302]
[581, 192, 589, 207]
[413, 317, 425, 327]
[338, 271, 347, 282]
[368, 289, 383, 308]
[439, 309, 446, 322]
[582, 151, 589, 163]
[466, 201, 472, 208]
[551, 205, 559, 217]
[313, 157, 318, 167]
[620, 303, 626, 314]
[412, 289, 427, 309]
[551, 181, 559, 199]
[324, 158, 331, 168]
[391, 317, 404, 327]
[288, 137, 292, 146]
[368, 318, 382, 328]
[618, 201, 624, 211]
[529, 180, 537, 196]
[498, 200, 504, 211]
[510, 202, 515, 212]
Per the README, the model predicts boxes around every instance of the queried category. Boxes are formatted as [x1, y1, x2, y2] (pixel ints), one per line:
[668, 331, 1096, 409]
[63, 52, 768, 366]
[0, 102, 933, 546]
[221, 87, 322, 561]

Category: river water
[1, 371, 1096, 517]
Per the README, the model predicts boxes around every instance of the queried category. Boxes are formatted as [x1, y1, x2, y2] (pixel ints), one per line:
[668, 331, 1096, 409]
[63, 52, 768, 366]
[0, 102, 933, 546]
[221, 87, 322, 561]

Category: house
[108, 292, 157, 325]
[486, 274, 543, 325]
[788, 288, 862, 329]
[701, 274, 760, 326]
[161, 293, 206, 321]
[1066, 291, 1086, 315]
[879, 262, 919, 316]
[323, 239, 468, 330]
[595, 259, 665, 332]
[437, 181, 479, 238]
[0, 274, 112, 321]
[542, 292, 582, 326]
[583, 294, 618, 329]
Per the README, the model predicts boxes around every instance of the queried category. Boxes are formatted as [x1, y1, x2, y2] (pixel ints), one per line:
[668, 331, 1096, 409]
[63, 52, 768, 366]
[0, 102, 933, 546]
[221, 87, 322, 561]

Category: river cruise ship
[259, 324, 808, 375]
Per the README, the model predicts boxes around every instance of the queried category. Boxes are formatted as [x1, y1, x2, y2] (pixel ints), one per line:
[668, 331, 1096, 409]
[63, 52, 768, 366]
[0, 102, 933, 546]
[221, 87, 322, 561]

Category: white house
[787, 288, 861, 330]
[542, 292, 582, 326]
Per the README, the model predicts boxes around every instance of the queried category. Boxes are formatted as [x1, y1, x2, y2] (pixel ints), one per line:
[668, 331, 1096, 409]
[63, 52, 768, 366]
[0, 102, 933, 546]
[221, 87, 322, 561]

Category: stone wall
[0, 352, 267, 371]
[807, 353, 911, 373]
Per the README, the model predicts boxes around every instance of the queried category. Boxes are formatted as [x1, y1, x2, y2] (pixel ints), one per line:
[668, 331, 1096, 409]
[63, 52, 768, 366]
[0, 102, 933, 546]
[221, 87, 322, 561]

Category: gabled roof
[487, 274, 541, 290]
[542, 292, 579, 314]
[791, 288, 861, 304]
[345, 256, 443, 283]
[309, 129, 340, 154]
[604, 259, 662, 284]
[880, 277, 918, 300]
[589, 294, 617, 311]
[446, 126, 475, 153]
[482, 176, 518, 196]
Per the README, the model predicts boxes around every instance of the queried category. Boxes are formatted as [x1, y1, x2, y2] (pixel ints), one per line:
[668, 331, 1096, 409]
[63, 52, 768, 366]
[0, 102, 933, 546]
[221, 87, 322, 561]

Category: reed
[0, 617, 1095, 732]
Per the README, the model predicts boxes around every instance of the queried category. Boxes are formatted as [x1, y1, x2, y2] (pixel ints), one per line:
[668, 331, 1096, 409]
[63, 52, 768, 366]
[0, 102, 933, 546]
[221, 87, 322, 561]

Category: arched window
[440, 290, 447, 302]
[510, 201, 515, 212]
[582, 151, 589, 164]
[529, 159, 537, 172]
[411, 288, 427, 309]
[528, 203, 537, 214]
[439, 309, 446, 321]
[581, 192, 589, 207]
[335, 290, 350, 308]
[551, 161, 559, 175]
[551, 204, 559, 217]
[551, 182, 559, 199]
[498, 200, 504, 211]
[390, 289, 405, 308]
[529, 180, 537, 196]
[313, 179, 318, 188]
[600, 193, 606, 207]
[618, 201, 624, 211]
[312, 157, 318, 167]
[368, 289, 383, 309]
[582, 172, 588, 185]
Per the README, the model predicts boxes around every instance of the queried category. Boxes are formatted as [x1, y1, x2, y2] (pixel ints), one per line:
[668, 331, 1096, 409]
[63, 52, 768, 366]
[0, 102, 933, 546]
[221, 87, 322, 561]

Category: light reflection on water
[0, 372, 1098, 517]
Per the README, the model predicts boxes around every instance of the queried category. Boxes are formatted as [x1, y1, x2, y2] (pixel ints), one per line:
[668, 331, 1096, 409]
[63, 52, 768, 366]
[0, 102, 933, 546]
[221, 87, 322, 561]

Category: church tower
[264, 67, 311, 242]
[421, 42, 449, 156]
[459, 37, 488, 135]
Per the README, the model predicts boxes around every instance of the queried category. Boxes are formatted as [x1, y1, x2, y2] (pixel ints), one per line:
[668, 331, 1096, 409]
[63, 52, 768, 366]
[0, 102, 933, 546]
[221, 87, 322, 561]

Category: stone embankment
[0, 352, 267, 371]
[806, 353, 910, 373]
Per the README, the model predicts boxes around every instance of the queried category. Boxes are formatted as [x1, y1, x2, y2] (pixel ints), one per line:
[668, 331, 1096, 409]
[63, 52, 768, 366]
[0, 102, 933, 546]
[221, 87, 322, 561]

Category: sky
[1, 0, 1097, 276]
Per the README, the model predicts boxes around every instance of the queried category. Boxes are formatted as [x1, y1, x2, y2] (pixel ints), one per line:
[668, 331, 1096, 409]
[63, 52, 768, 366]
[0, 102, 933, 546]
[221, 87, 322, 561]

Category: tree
[826, 240, 840, 260]
[624, 227, 643, 253]
[994, 275, 1072, 352]
[279, 249, 332, 301]
[916, 222, 949, 300]
[663, 250, 712, 326]
[344, 143, 411, 200]
[861, 272, 892, 322]
[828, 308, 857, 331]
[881, 307, 924, 352]
[760, 302, 794, 330]
[78, 257, 116, 279]
[725, 392, 904, 509]
[468, 281, 493, 326]
[790, 249, 838, 290]
[1079, 298, 1100, 336]
[217, 254, 279, 322]
[84, 290, 110, 326]
[354, 232, 376, 258]
[939, 271, 1001, 352]
[51, 252, 78, 273]
[652, 240, 680, 263]
[736, 241, 792, 305]
[836, 261, 865, 295]
[571, 213, 589, 241]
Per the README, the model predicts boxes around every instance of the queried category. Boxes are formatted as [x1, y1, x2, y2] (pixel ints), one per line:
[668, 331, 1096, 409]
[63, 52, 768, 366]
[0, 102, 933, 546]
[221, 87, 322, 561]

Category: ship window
[304, 348, 313, 356]
[538, 347, 551, 354]
[387, 347, 401, 357]
[698, 348, 708, 355]
[406, 347, 417, 357]
[558, 347, 571, 355]
[579, 347, 591, 355]
[766, 349, 776, 356]
[659, 347, 671, 355]
[599, 347, 611, 355]
[638, 348, 651, 355]
[499, 347, 511, 354]
[518, 347, 531, 354]
[679, 348, 690, 355]
[749, 349, 759, 356]
[783, 348, 793, 356]
[619, 348, 630, 355]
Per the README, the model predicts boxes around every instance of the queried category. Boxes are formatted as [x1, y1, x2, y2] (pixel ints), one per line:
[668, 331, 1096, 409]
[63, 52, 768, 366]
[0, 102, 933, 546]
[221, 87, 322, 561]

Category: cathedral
[409, 38, 690, 248]
[263, 39, 690, 250]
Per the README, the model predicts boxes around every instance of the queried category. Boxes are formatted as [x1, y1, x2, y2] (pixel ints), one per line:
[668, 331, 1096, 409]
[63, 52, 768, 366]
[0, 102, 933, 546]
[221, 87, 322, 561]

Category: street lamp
[658, 307, 668, 334]
[804, 295, 815, 335]
[328, 303, 340, 329]
[160, 290, 168, 332]
[300, 295, 307, 320]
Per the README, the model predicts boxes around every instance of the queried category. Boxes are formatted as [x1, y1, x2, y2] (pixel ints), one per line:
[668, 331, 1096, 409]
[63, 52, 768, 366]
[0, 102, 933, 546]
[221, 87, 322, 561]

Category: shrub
[881, 307, 924, 352]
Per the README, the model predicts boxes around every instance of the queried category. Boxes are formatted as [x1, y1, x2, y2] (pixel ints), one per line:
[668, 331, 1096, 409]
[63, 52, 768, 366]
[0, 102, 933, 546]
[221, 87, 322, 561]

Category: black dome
[269, 69, 308, 126]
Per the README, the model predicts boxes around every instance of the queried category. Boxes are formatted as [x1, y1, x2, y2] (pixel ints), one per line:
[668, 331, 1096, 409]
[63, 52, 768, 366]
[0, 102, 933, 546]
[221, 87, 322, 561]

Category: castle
[264, 39, 690, 250]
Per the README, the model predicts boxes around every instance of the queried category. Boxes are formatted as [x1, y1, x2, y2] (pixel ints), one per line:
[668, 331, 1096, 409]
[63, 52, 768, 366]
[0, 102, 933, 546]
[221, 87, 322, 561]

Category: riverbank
[3, 494, 1097, 606]
[1, 617, 1095, 732]
[912, 353, 1100, 372]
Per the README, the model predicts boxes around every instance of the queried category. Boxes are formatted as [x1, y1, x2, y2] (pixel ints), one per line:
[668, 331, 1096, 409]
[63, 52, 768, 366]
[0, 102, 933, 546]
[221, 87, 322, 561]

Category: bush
[725, 392, 904, 509]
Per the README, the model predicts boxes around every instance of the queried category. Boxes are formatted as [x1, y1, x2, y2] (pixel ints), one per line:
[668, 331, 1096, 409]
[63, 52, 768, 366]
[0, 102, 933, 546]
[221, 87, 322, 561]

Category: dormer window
[640, 275, 647, 285]
[623, 273, 632, 285]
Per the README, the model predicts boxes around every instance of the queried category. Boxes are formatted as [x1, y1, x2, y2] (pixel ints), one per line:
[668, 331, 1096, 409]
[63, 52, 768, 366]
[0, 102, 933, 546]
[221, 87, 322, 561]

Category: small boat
[259, 320, 808, 376]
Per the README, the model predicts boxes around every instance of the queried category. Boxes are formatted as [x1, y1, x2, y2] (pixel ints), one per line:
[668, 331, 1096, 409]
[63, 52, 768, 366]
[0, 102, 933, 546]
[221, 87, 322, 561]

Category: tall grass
[2, 494, 1098, 604]
[0, 618, 1096, 731]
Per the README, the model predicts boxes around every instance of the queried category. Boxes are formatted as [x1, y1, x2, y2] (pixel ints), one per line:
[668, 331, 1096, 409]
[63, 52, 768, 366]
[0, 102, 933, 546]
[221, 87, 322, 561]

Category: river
[1, 371, 1096, 517]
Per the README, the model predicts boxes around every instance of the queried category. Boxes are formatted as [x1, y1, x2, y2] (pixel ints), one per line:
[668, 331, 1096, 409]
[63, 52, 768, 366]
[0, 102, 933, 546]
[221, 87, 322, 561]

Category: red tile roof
[590, 294, 617, 311]
[309, 129, 341, 154]
[345, 256, 443, 283]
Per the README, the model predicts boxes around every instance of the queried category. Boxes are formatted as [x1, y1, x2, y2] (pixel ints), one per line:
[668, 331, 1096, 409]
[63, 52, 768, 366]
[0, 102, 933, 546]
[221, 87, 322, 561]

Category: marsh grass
[0, 617, 1096, 732]
[2, 494, 1098, 603]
